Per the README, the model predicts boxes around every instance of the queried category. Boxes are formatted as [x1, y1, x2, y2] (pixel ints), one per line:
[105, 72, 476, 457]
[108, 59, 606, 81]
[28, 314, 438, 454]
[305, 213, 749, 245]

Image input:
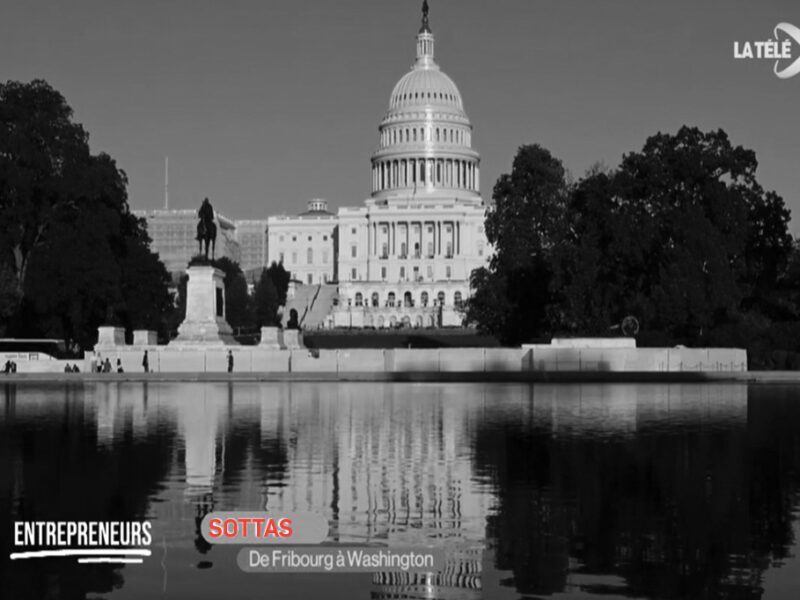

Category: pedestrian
[103, 358, 111, 373]
[65, 364, 72, 373]
[72, 364, 80, 373]
[227, 350, 233, 373]
[3, 360, 10, 374]
[142, 350, 149, 373]
[11, 361, 17, 373]
[116, 358, 124, 373]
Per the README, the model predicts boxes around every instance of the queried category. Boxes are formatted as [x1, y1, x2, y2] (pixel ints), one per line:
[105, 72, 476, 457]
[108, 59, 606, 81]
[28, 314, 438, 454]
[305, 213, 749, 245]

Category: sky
[1, 0, 798, 230]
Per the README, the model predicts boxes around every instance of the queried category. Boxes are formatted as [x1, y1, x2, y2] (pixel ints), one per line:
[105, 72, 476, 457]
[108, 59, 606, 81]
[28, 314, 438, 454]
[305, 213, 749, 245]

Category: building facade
[135, 209, 241, 275]
[266, 199, 338, 285]
[331, 4, 490, 328]
[234, 220, 268, 274]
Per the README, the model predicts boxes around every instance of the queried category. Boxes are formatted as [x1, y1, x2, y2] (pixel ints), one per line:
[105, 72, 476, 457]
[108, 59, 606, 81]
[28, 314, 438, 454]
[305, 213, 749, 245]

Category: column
[475, 166, 480, 190]
[367, 219, 371, 266]
[456, 222, 461, 255]
[437, 221, 442, 255]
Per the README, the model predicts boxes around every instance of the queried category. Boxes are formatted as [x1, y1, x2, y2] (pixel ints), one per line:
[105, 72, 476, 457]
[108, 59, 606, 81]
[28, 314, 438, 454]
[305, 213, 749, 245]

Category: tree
[467, 144, 569, 344]
[0, 80, 172, 347]
[253, 268, 280, 327]
[0, 80, 91, 301]
[552, 127, 792, 341]
[117, 213, 174, 336]
[265, 261, 290, 307]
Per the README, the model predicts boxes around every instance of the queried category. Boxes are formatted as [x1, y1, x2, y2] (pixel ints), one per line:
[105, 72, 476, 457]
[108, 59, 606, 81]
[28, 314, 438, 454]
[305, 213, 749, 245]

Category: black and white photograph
[1, 0, 799, 598]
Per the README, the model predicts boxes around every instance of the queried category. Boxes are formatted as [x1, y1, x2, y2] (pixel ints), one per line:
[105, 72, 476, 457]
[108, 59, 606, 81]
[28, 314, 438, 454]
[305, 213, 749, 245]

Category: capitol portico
[332, 2, 490, 328]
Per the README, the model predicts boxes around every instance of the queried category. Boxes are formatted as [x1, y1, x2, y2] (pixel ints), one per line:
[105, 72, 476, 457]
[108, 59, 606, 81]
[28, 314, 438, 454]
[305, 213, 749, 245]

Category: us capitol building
[140, 3, 491, 330]
[331, 2, 489, 328]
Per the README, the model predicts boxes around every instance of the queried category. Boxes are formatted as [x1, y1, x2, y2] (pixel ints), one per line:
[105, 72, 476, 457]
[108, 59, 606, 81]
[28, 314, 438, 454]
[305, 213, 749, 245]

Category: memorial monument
[172, 198, 238, 345]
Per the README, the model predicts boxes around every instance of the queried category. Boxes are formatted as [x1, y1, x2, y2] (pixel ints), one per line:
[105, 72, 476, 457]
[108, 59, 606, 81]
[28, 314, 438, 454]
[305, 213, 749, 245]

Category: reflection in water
[1, 382, 799, 599]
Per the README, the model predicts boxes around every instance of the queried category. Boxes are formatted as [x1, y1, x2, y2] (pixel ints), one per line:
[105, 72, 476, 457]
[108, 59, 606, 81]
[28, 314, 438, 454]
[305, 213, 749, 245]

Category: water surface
[1, 382, 799, 599]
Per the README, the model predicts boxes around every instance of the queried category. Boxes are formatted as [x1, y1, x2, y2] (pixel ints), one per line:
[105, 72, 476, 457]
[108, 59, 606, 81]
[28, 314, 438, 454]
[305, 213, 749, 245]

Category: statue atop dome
[420, 0, 431, 34]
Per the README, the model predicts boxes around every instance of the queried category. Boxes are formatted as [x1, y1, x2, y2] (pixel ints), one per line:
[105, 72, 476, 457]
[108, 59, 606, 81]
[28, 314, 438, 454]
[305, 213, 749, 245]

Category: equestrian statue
[196, 197, 217, 261]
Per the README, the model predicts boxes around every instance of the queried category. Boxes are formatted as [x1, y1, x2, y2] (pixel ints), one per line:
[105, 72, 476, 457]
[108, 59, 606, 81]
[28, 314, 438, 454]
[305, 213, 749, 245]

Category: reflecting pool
[1, 382, 800, 599]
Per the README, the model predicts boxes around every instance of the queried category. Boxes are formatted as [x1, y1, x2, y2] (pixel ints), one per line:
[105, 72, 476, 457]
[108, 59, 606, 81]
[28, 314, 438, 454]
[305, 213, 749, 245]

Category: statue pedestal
[259, 327, 284, 349]
[95, 326, 125, 351]
[283, 329, 304, 349]
[173, 266, 237, 346]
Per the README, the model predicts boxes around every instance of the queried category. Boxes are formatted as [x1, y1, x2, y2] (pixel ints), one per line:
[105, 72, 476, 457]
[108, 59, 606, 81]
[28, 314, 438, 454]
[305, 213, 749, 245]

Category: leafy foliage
[253, 269, 280, 327]
[470, 128, 794, 354]
[0, 79, 171, 349]
[467, 144, 568, 344]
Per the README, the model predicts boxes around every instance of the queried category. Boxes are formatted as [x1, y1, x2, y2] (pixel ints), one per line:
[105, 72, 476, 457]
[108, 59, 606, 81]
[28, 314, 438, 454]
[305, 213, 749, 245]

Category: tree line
[467, 129, 798, 367]
[0, 79, 288, 351]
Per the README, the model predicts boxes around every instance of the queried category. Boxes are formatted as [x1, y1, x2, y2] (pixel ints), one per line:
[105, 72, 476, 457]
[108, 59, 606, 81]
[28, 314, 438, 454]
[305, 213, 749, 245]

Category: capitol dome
[388, 67, 464, 114]
[370, 2, 480, 203]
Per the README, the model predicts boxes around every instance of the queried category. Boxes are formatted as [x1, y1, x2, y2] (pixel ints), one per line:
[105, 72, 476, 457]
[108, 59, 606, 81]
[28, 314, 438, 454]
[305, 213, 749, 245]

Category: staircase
[282, 284, 338, 330]
[302, 284, 338, 330]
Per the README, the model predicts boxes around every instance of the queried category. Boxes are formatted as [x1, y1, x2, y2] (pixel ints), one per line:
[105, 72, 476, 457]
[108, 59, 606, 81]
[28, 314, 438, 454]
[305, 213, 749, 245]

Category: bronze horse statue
[196, 197, 217, 261]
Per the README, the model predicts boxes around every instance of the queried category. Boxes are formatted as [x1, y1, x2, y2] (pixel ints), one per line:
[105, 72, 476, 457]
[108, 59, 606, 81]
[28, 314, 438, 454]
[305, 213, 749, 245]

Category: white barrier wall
[76, 345, 748, 374]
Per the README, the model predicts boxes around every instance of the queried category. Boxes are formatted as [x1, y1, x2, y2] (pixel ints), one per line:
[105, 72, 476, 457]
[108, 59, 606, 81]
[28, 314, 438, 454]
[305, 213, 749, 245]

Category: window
[413, 266, 419, 280]
[400, 267, 405, 279]
[454, 291, 463, 308]
[351, 245, 357, 258]
[308, 235, 312, 242]
[307, 248, 313, 264]
[291, 252, 297, 264]
[279, 252, 285, 263]
[355, 293, 363, 307]
[351, 268, 357, 280]
[446, 266, 452, 279]
[400, 242, 407, 257]
[387, 292, 396, 307]
[381, 267, 387, 280]
[446, 242, 453, 258]
[421, 291, 429, 306]
[323, 251, 329, 264]
[351, 227, 357, 235]
[292, 236, 297, 242]
[371, 292, 379, 307]
[427, 266, 433, 279]
[323, 235, 328, 241]
[307, 274, 313, 284]
[427, 242, 434, 257]
[404, 291, 413, 307]
[279, 235, 285, 242]
[437, 291, 446, 306]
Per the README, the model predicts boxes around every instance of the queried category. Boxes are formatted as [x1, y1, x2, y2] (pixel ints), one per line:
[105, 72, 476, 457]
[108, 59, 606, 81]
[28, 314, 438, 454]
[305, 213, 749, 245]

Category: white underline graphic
[10, 549, 151, 560]
[77, 558, 144, 564]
